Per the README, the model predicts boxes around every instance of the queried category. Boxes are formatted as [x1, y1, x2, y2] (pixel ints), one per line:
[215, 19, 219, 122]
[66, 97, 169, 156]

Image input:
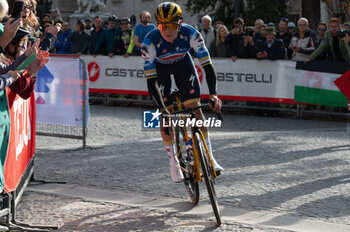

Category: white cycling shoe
[209, 155, 224, 173]
[169, 156, 184, 183]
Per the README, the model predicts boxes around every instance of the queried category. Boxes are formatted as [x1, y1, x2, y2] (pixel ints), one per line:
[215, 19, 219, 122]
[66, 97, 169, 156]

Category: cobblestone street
[13, 105, 350, 231]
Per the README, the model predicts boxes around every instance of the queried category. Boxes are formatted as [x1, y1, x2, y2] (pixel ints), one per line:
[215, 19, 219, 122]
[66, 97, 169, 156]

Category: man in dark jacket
[68, 19, 90, 55]
[90, 16, 106, 56]
[238, 27, 258, 58]
[94, 15, 122, 58]
[256, 27, 285, 60]
[225, 18, 244, 62]
[53, 21, 72, 54]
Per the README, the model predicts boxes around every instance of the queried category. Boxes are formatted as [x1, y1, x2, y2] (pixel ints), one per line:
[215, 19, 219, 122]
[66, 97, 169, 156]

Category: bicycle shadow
[220, 174, 350, 222]
[56, 206, 218, 232]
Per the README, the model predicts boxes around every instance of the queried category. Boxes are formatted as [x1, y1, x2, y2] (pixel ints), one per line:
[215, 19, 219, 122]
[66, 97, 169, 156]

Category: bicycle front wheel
[175, 126, 199, 205]
[194, 132, 221, 226]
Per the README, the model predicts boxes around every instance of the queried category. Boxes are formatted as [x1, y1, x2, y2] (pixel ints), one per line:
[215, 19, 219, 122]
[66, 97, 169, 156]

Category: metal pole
[80, 58, 87, 149]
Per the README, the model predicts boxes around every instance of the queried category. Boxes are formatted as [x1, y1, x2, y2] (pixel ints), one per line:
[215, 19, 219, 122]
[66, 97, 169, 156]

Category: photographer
[309, 18, 350, 62]
[238, 27, 258, 59]
[225, 18, 244, 62]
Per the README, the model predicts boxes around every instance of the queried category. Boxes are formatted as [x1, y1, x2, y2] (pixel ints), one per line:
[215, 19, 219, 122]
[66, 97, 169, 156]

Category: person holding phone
[0, 0, 40, 198]
[225, 17, 244, 62]
[10, 0, 59, 51]
[0, 0, 22, 55]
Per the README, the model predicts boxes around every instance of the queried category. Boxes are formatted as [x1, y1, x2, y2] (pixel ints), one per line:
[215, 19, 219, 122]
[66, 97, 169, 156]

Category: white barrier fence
[83, 55, 297, 103]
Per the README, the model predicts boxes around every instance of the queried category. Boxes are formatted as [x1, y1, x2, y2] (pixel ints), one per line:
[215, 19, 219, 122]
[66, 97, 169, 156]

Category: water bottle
[185, 138, 194, 165]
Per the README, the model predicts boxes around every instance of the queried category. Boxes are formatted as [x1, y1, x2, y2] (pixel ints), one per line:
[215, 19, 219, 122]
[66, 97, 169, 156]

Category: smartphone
[11, 1, 24, 21]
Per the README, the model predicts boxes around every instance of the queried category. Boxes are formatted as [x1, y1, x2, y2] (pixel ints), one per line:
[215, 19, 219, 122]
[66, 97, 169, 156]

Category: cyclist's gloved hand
[209, 95, 222, 113]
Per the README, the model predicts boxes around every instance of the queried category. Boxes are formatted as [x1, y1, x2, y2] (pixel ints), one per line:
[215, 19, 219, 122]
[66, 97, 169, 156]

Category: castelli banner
[4, 90, 35, 193]
[83, 55, 297, 103]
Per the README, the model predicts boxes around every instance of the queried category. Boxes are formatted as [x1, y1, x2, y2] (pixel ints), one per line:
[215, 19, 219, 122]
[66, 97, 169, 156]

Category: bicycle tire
[175, 126, 199, 205]
[194, 132, 221, 226]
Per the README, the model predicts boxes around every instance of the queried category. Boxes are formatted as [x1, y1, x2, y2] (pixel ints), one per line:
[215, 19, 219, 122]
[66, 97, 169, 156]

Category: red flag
[334, 69, 350, 110]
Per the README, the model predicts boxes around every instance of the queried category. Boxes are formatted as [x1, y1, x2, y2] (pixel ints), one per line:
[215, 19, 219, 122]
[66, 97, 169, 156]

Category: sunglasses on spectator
[23, 4, 33, 10]
[344, 24, 349, 27]
[158, 22, 179, 31]
[318, 28, 326, 31]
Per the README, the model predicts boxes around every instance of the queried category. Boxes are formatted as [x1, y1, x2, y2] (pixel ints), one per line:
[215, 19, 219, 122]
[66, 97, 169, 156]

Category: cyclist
[142, 2, 223, 183]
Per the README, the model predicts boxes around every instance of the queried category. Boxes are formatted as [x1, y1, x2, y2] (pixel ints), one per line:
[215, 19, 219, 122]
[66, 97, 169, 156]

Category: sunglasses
[318, 28, 326, 31]
[344, 24, 349, 27]
[157, 22, 179, 31]
[23, 4, 33, 10]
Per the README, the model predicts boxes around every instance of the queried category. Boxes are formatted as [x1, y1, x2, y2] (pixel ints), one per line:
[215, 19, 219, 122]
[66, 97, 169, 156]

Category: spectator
[95, 15, 121, 58]
[209, 24, 229, 57]
[225, 17, 244, 62]
[0, 21, 21, 54]
[2, 30, 41, 99]
[288, 22, 296, 34]
[289, 17, 316, 61]
[50, 8, 62, 24]
[310, 17, 350, 62]
[238, 27, 258, 59]
[256, 26, 285, 60]
[90, 16, 106, 56]
[68, 19, 90, 55]
[84, 18, 93, 35]
[133, 11, 156, 55]
[53, 21, 72, 54]
[276, 18, 292, 48]
[267, 22, 276, 28]
[213, 20, 224, 31]
[200, 15, 216, 49]
[254, 19, 264, 35]
[119, 17, 135, 57]
[313, 21, 329, 61]
[255, 23, 267, 41]
[12, 0, 59, 51]
[40, 14, 52, 29]
[343, 21, 349, 31]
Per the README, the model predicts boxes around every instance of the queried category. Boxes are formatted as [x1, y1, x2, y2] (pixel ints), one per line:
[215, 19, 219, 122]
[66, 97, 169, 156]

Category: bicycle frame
[173, 93, 218, 182]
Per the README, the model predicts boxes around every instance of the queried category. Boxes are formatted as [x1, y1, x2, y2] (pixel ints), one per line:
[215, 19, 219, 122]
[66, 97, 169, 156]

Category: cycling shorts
[155, 53, 201, 106]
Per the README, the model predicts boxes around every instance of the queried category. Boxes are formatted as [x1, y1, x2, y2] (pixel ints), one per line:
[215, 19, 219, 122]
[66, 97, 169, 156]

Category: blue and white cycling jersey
[142, 23, 212, 79]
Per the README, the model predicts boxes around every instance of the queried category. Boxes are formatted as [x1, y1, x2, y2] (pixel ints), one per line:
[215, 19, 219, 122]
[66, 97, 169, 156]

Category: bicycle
[164, 90, 223, 226]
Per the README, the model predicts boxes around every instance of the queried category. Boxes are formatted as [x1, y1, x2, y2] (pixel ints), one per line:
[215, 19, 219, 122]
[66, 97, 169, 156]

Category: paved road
[14, 105, 350, 231]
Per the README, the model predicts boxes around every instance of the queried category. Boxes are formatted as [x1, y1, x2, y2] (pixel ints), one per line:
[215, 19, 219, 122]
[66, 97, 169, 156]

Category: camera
[338, 29, 350, 38]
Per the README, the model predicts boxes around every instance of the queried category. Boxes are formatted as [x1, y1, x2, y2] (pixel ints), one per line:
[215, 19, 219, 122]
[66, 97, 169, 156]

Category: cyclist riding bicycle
[142, 2, 224, 183]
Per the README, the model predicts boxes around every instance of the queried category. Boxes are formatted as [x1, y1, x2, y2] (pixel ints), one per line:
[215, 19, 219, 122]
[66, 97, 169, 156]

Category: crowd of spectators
[0, 0, 50, 197]
[203, 15, 350, 62]
[41, 10, 157, 58]
[22, 3, 350, 62]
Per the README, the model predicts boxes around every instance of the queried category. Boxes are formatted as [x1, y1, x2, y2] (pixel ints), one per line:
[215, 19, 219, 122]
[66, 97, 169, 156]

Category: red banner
[3, 90, 35, 193]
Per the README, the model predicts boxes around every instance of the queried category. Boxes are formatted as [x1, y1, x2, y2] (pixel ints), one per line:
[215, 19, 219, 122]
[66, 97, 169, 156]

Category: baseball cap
[288, 22, 296, 28]
[265, 26, 276, 35]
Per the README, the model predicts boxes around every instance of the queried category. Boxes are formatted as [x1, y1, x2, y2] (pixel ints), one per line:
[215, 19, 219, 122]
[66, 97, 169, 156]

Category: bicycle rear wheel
[194, 132, 221, 226]
[175, 126, 199, 205]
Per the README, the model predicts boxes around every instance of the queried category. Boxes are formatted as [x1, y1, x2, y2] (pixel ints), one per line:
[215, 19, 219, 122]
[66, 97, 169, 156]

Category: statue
[75, 0, 107, 14]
